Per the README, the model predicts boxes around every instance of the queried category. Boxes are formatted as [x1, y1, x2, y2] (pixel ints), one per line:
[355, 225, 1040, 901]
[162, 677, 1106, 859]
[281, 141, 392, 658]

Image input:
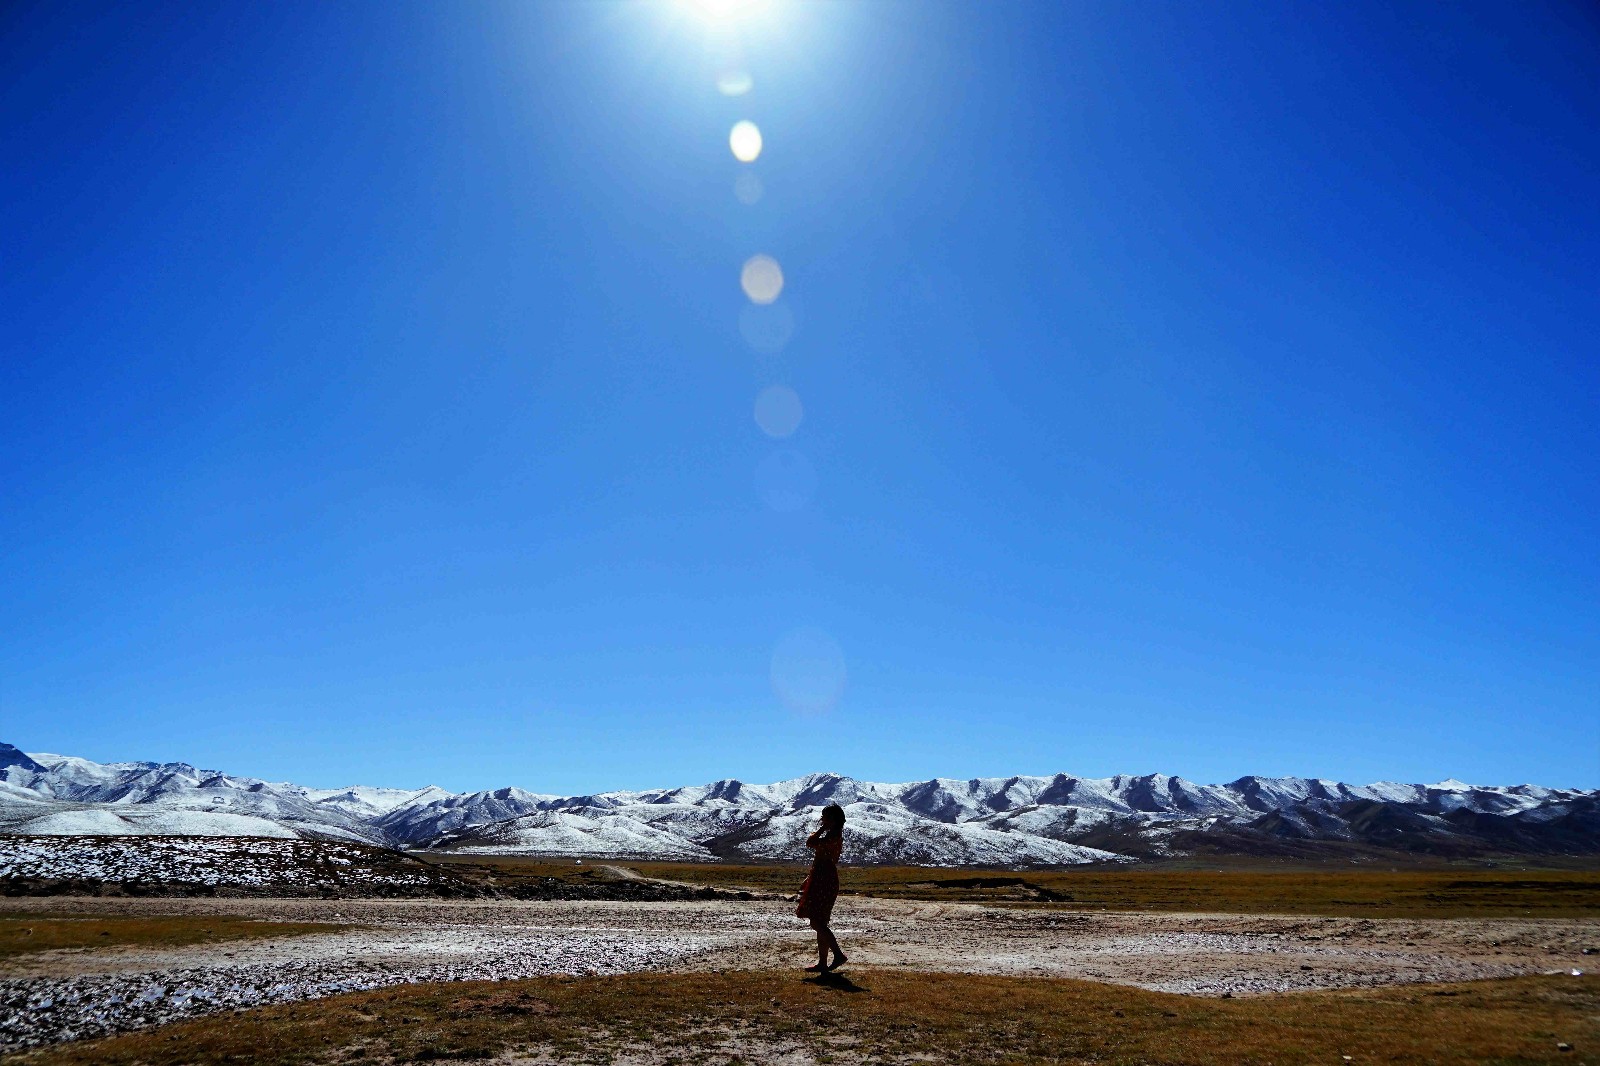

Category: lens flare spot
[771, 627, 847, 715]
[754, 385, 803, 438]
[729, 120, 763, 163]
[741, 254, 784, 304]
[734, 171, 764, 205]
[755, 448, 816, 511]
[717, 69, 753, 96]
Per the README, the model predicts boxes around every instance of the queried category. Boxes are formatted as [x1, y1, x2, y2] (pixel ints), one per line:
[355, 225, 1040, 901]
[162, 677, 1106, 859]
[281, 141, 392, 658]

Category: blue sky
[3, 1, 1596, 794]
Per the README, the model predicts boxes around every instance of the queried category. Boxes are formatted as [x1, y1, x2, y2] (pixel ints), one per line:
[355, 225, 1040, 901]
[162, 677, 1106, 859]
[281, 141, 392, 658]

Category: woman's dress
[795, 833, 842, 930]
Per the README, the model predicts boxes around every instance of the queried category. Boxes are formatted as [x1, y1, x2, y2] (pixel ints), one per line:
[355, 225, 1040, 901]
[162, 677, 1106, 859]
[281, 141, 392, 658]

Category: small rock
[1557, 1042, 1571, 1052]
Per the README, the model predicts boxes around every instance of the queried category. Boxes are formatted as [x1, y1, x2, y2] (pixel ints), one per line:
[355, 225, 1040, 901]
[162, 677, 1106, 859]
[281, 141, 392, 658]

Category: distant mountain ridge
[2, 742, 1594, 865]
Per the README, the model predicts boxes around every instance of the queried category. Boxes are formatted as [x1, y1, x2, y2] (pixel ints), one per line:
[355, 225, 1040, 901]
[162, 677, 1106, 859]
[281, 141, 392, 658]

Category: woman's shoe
[827, 953, 848, 970]
[803, 963, 826, 973]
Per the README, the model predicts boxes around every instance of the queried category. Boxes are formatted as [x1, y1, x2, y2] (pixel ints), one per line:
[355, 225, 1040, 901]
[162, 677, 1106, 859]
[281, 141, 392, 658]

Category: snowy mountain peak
[0, 742, 1594, 866]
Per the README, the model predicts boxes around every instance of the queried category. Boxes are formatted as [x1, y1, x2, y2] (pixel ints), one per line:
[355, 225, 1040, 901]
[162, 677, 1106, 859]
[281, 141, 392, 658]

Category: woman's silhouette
[795, 802, 848, 972]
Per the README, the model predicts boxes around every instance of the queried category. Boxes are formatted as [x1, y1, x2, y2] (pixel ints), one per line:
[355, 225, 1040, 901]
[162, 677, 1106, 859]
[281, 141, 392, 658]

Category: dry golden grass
[0, 914, 343, 961]
[606, 861, 1600, 918]
[6, 969, 1595, 1065]
[416, 851, 739, 889]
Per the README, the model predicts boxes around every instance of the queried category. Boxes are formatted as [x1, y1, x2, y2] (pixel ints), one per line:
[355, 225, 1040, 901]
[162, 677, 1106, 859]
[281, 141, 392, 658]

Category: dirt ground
[3, 892, 1596, 1051]
[4, 894, 1592, 992]
[710, 898, 1596, 995]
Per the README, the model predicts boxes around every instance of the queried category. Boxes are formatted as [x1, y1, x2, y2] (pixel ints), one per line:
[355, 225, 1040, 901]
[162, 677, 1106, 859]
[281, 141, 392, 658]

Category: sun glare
[684, 0, 769, 22]
[729, 120, 763, 163]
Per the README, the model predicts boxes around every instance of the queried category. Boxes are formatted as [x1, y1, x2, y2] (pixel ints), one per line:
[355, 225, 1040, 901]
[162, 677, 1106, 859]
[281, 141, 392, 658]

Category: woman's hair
[820, 803, 845, 831]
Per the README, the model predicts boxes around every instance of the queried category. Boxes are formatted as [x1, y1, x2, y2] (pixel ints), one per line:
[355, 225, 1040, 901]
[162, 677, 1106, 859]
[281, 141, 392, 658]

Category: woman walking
[794, 802, 848, 972]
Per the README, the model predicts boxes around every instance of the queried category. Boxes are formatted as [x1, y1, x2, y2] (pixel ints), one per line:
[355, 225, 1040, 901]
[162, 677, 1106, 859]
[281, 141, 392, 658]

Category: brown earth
[6, 968, 1597, 1066]
[3, 894, 1593, 997]
[4, 863, 1598, 1062]
[606, 860, 1600, 918]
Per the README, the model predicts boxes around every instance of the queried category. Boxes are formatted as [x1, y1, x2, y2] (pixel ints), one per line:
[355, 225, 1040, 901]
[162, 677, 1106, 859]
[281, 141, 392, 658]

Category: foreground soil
[5, 968, 1595, 1066]
[3, 893, 1594, 1051]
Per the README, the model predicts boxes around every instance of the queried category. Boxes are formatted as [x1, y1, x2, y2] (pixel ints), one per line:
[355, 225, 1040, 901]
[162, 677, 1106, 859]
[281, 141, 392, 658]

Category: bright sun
[683, 0, 769, 22]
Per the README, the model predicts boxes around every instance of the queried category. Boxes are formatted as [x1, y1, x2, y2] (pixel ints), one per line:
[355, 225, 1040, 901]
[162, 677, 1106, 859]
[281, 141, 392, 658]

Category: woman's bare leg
[806, 929, 828, 970]
[824, 928, 847, 968]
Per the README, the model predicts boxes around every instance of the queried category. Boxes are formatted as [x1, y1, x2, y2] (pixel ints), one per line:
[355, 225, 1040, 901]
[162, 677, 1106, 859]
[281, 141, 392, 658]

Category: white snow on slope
[5, 809, 300, 838]
[2, 742, 1593, 866]
[438, 809, 717, 861]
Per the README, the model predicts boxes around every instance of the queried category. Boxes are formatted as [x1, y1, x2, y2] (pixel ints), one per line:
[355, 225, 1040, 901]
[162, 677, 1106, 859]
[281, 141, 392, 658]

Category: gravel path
[2, 897, 1594, 1051]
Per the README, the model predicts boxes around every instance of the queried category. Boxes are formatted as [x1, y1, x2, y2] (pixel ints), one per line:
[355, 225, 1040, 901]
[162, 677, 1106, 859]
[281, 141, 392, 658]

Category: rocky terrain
[0, 837, 761, 903]
[0, 837, 487, 899]
[0, 899, 752, 1050]
[4, 742, 1595, 865]
[2, 895, 1593, 1051]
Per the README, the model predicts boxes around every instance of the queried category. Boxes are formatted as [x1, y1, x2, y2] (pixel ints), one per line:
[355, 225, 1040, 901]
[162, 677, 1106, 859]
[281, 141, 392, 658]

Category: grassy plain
[0, 914, 343, 961]
[7, 969, 1595, 1066]
[423, 855, 1600, 919]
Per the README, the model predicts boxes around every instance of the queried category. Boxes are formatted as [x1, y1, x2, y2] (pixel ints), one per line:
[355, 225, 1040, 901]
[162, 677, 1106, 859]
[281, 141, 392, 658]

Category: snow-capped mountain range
[2, 742, 1594, 865]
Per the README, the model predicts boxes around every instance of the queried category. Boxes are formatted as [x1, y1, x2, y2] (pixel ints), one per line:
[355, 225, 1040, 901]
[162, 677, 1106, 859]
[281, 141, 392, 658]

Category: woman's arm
[805, 830, 821, 849]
